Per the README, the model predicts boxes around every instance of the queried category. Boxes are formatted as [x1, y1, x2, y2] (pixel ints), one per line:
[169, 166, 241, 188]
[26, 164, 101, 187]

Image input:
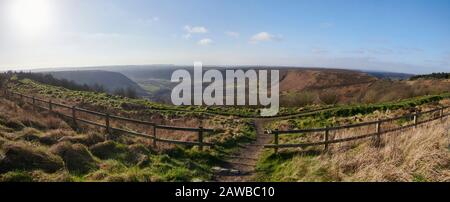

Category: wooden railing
[2, 90, 216, 150]
[265, 106, 449, 153]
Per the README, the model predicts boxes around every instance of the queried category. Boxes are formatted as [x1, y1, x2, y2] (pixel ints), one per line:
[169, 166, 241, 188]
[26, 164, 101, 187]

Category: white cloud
[225, 31, 240, 38]
[198, 38, 213, 46]
[250, 32, 282, 43]
[184, 25, 208, 34]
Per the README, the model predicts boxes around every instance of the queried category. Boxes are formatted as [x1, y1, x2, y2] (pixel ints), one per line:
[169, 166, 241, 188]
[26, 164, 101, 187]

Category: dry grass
[328, 120, 449, 181]
[257, 118, 450, 182]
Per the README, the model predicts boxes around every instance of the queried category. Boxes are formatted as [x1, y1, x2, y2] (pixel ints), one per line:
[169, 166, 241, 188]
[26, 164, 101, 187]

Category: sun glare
[9, 0, 52, 33]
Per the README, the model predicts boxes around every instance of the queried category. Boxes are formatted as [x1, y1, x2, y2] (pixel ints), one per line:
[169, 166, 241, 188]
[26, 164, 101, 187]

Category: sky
[0, 0, 449, 74]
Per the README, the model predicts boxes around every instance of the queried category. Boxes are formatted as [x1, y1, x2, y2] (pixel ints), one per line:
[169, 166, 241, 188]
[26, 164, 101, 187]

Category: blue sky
[0, 0, 449, 73]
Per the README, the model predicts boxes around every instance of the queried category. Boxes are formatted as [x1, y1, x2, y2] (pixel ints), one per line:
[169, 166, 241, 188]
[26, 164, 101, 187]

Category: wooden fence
[2, 90, 215, 150]
[265, 106, 449, 153]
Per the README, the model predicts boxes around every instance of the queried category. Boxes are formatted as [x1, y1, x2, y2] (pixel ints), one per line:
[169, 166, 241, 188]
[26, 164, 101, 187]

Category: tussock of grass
[50, 142, 98, 174]
[0, 141, 64, 173]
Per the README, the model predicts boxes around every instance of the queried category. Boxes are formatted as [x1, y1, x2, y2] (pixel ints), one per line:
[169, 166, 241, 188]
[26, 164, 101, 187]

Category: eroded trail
[214, 119, 272, 182]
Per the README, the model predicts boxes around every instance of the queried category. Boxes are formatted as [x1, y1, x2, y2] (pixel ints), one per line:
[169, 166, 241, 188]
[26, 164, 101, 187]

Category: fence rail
[265, 105, 449, 153]
[2, 90, 216, 150]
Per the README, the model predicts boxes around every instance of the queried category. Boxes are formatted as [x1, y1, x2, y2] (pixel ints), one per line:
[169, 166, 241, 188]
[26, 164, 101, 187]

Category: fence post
[274, 129, 279, 154]
[32, 96, 36, 111]
[413, 111, 418, 128]
[440, 108, 444, 121]
[375, 119, 382, 147]
[105, 113, 111, 140]
[324, 127, 329, 151]
[72, 106, 77, 125]
[152, 124, 157, 148]
[198, 127, 204, 151]
[49, 100, 53, 112]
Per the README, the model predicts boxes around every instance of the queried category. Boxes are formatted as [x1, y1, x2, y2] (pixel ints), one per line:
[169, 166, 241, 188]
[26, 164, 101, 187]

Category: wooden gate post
[324, 127, 329, 151]
[274, 129, 279, 154]
[198, 127, 204, 151]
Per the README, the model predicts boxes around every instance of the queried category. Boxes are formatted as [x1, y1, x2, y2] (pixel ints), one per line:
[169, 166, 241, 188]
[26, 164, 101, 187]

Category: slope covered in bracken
[279, 69, 450, 106]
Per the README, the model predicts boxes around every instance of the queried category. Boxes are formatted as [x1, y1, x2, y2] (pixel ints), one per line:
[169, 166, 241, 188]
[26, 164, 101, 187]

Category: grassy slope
[0, 97, 227, 182]
[255, 119, 450, 182]
[256, 97, 450, 182]
[0, 80, 259, 181]
[3, 78, 450, 182]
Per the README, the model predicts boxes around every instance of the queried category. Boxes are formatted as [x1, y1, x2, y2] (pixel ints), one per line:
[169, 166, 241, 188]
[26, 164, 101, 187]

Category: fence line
[2, 90, 215, 150]
[265, 105, 449, 153]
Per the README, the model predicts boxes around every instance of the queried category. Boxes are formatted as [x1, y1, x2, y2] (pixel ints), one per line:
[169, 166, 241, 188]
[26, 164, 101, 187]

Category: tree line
[410, 72, 450, 80]
[1, 71, 138, 99]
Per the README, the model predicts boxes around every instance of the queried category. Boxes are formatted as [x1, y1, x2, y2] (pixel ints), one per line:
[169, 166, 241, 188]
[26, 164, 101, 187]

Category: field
[0, 73, 449, 182]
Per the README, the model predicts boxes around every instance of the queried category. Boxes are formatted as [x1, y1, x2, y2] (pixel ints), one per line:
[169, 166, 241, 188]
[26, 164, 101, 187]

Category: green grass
[254, 149, 339, 182]
[0, 80, 260, 181]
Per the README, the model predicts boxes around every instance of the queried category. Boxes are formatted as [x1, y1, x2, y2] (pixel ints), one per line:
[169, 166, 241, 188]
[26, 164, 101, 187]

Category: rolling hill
[46, 70, 149, 97]
[29, 66, 450, 107]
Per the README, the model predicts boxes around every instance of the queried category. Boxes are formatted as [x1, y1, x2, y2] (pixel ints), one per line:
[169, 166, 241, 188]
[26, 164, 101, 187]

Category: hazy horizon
[1, 0, 449, 74]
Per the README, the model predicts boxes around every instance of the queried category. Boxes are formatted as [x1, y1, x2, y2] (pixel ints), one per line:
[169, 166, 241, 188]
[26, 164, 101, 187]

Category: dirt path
[214, 119, 272, 182]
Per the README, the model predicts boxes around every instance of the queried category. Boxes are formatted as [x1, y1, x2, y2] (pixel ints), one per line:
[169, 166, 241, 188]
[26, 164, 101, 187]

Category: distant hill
[32, 65, 448, 106]
[47, 70, 149, 97]
[363, 71, 414, 80]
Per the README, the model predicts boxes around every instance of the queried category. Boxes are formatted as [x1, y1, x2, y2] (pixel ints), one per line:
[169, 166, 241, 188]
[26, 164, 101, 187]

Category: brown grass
[268, 118, 450, 182]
